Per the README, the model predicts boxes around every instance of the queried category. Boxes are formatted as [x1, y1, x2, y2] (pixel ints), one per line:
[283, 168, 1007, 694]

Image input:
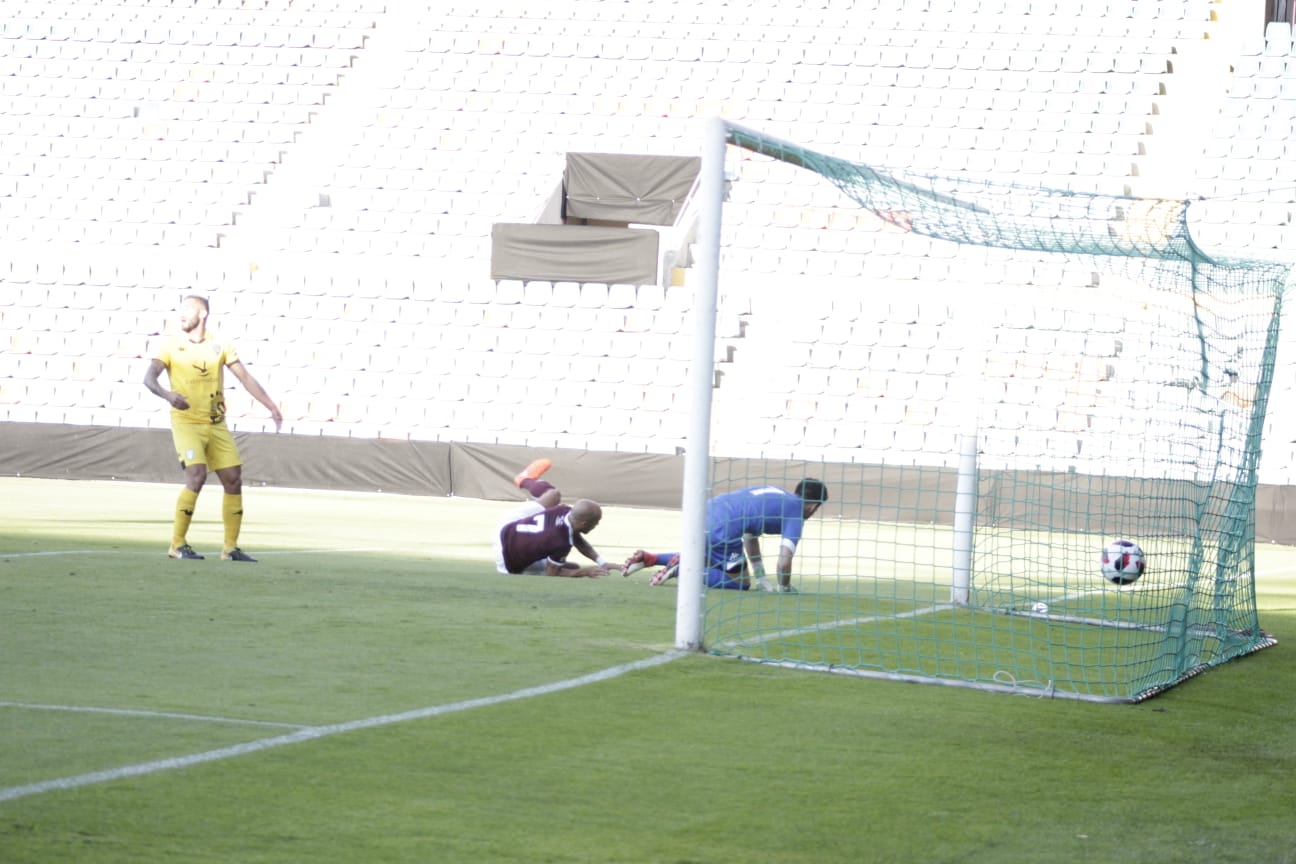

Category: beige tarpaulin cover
[564, 152, 700, 225]
[490, 223, 659, 284]
[490, 152, 700, 284]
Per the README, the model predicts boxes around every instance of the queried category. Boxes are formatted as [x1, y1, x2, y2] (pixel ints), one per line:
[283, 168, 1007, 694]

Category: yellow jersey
[154, 332, 238, 425]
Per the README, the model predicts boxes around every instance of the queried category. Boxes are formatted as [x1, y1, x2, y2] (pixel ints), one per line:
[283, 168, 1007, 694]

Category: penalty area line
[0, 651, 685, 804]
[0, 547, 387, 559]
[0, 702, 308, 730]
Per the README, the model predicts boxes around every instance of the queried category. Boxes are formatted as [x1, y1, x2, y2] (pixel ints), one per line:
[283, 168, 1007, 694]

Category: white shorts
[493, 500, 547, 574]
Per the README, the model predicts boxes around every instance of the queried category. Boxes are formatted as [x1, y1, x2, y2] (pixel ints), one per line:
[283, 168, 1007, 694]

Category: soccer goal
[675, 118, 1288, 702]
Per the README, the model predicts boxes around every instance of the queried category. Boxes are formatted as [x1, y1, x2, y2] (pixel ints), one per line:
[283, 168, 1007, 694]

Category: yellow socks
[171, 490, 246, 555]
[172, 488, 199, 550]
[222, 494, 244, 553]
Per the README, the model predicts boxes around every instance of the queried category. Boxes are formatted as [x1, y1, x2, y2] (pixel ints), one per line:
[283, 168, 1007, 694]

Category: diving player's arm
[227, 359, 284, 432]
[544, 560, 606, 578]
[573, 534, 620, 575]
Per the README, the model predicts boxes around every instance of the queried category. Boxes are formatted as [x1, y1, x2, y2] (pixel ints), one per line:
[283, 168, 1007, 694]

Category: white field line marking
[1047, 587, 1106, 605]
[0, 651, 685, 804]
[255, 549, 387, 556]
[0, 702, 307, 730]
[714, 603, 955, 651]
[0, 548, 385, 559]
[0, 551, 105, 558]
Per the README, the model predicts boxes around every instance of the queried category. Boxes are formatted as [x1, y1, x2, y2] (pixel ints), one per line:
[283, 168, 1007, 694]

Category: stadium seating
[1, 0, 1294, 481]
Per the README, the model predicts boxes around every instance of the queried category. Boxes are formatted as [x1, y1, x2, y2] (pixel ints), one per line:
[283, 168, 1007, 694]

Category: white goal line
[711, 602, 956, 652]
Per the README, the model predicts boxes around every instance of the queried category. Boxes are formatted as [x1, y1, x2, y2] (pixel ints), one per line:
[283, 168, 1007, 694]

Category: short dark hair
[795, 478, 828, 503]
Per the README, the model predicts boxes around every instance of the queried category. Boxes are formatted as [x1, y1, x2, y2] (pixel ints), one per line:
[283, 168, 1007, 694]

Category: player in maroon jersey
[493, 459, 620, 578]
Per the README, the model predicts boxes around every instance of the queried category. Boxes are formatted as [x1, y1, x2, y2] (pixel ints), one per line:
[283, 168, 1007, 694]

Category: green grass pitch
[1, 476, 1294, 863]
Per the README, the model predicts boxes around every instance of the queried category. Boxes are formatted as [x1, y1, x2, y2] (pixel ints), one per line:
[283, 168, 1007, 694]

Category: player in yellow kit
[144, 295, 283, 562]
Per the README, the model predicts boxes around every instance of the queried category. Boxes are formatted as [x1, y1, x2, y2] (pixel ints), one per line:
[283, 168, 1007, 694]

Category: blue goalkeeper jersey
[706, 486, 806, 547]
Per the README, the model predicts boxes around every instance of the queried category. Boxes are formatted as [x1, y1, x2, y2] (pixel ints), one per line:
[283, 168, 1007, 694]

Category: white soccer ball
[1031, 601, 1050, 614]
[1100, 539, 1146, 585]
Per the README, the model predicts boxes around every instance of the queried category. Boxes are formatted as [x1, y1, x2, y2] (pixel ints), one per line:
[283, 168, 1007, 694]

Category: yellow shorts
[172, 422, 242, 472]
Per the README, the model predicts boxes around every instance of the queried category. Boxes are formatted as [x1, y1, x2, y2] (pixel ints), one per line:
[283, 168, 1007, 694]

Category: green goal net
[687, 121, 1287, 702]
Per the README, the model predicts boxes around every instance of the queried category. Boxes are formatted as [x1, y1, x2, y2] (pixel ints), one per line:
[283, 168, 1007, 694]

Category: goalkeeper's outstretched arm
[743, 534, 765, 580]
[776, 545, 796, 590]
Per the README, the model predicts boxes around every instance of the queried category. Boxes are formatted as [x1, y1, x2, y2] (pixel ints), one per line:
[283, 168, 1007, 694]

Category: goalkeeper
[625, 479, 828, 593]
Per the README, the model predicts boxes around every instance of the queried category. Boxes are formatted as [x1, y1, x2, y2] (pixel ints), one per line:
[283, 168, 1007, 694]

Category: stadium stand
[1, 0, 1294, 485]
